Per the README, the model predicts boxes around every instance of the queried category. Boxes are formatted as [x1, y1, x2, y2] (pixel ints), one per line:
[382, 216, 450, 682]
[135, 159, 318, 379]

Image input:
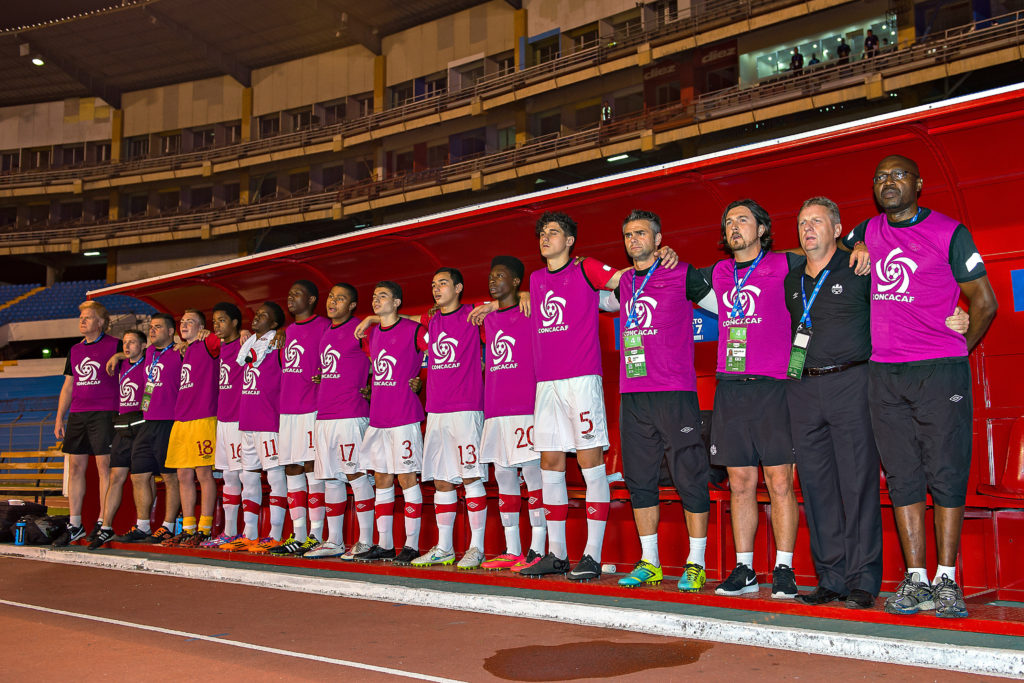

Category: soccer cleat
[618, 560, 663, 588]
[201, 533, 239, 549]
[305, 541, 345, 558]
[86, 521, 103, 543]
[481, 553, 524, 571]
[933, 575, 968, 618]
[181, 531, 210, 548]
[248, 537, 283, 554]
[341, 541, 371, 561]
[457, 547, 485, 570]
[568, 554, 602, 582]
[715, 564, 759, 596]
[411, 546, 456, 567]
[518, 552, 570, 578]
[677, 563, 707, 593]
[87, 528, 115, 550]
[771, 564, 798, 599]
[114, 526, 151, 543]
[51, 523, 85, 548]
[218, 536, 255, 551]
[161, 530, 193, 547]
[145, 526, 174, 544]
[394, 546, 419, 565]
[297, 536, 322, 556]
[884, 572, 935, 615]
[510, 549, 543, 574]
[268, 534, 304, 555]
[353, 544, 397, 562]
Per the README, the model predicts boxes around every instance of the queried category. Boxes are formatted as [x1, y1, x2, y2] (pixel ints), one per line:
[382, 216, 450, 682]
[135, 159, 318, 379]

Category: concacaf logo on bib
[628, 295, 660, 337]
[179, 363, 193, 390]
[874, 247, 917, 302]
[539, 290, 568, 332]
[242, 364, 260, 394]
[320, 345, 341, 378]
[283, 340, 305, 372]
[120, 377, 138, 404]
[489, 330, 518, 371]
[75, 358, 102, 386]
[373, 349, 397, 384]
[219, 362, 232, 390]
[722, 285, 762, 326]
[431, 331, 459, 369]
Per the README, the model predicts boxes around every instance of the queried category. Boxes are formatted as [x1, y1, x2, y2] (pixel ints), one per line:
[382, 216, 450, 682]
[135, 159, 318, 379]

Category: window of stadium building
[742, 20, 897, 82]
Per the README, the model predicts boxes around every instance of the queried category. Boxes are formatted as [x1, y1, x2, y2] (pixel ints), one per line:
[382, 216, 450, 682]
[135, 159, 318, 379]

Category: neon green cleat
[618, 560, 663, 588]
[677, 562, 707, 592]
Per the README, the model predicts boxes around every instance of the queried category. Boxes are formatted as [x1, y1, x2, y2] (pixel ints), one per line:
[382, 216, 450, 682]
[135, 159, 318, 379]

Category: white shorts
[215, 421, 243, 471]
[314, 417, 370, 480]
[533, 375, 610, 453]
[279, 412, 317, 465]
[363, 423, 423, 475]
[422, 411, 485, 484]
[480, 415, 540, 468]
[241, 431, 282, 470]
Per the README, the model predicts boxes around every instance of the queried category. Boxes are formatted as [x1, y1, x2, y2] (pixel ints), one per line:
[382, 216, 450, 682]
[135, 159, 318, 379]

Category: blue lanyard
[147, 346, 171, 382]
[799, 270, 831, 329]
[729, 249, 765, 318]
[120, 355, 145, 381]
[626, 258, 660, 329]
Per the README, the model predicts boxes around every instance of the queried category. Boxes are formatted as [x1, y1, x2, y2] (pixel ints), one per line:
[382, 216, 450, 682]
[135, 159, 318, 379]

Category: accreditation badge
[624, 331, 647, 378]
[725, 326, 747, 373]
[140, 381, 155, 412]
[787, 324, 812, 380]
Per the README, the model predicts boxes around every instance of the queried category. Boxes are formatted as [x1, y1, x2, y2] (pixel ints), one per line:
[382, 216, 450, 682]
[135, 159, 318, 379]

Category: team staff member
[612, 210, 718, 592]
[89, 329, 148, 549]
[163, 309, 221, 547]
[52, 301, 119, 546]
[843, 155, 997, 618]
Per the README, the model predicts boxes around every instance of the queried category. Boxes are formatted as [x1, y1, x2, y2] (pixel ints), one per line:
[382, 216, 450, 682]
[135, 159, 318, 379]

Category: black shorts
[869, 360, 972, 508]
[63, 411, 115, 456]
[131, 420, 175, 475]
[110, 411, 146, 469]
[620, 391, 710, 513]
[710, 378, 794, 468]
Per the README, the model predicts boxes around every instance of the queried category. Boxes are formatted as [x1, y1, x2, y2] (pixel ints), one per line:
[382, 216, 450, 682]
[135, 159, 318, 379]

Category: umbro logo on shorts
[950, 394, 964, 402]
[681, 427, 693, 433]
[582, 433, 595, 440]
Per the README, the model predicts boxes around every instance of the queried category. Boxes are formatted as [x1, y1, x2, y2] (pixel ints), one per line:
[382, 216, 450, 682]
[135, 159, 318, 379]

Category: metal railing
[0, 0, 817, 190]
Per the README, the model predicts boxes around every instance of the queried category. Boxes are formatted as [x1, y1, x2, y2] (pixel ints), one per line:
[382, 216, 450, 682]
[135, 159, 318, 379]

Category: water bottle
[174, 514, 183, 535]
[14, 521, 27, 546]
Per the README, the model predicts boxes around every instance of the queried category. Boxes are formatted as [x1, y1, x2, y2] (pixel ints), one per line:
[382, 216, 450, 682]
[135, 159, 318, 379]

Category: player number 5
[579, 411, 594, 435]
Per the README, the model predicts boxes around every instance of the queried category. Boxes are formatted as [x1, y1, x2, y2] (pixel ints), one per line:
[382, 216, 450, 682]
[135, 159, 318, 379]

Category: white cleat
[411, 545, 456, 567]
[305, 541, 345, 558]
[341, 541, 371, 561]
[457, 547, 484, 570]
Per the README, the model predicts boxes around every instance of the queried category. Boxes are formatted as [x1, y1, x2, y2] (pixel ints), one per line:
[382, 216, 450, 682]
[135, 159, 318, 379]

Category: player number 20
[514, 426, 534, 449]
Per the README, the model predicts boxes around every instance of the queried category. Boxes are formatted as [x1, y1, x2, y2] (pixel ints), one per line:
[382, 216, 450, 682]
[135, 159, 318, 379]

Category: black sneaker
[518, 552, 570, 578]
[268, 535, 304, 555]
[771, 564, 798, 599]
[86, 521, 103, 542]
[715, 564, 759, 595]
[353, 544, 397, 563]
[145, 526, 174, 544]
[51, 523, 85, 548]
[88, 528, 115, 550]
[393, 546, 419, 565]
[114, 526, 151, 543]
[567, 554, 602, 582]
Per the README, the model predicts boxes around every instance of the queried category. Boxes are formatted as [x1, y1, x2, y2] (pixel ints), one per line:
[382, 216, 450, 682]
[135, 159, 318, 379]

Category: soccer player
[477, 256, 548, 572]
[612, 210, 718, 592]
[52, 301, 119, 546]
[305, 283, 376, 559]
[111, 313, 183, 543]
[353, 282, 426, 563]
[272, 281, 331, 556]
[409, 267, 488, 570]
[843, 155, 997, 618]
[89, 329, 147, 549]
[201, 303, 246, 548]
[220, 302, 288, 553]
[163, 309, 221, 547]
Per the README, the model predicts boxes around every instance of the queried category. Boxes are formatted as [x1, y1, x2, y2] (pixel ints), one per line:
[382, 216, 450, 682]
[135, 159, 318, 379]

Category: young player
[477, 256, 548, 572]
[305, 283, 376, 559]
[272, 281, 331, 555]
[163, 309, 221, 547]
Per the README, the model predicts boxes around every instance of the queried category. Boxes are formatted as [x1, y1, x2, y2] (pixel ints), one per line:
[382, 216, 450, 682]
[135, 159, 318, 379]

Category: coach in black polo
[783, 196, 882, 609]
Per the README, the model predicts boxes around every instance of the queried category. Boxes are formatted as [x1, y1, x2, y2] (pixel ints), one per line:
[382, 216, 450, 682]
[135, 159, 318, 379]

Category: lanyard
[799, 270, 831, 328]
[120, 355, 145, 381]
[626, 258, 660, 329]
[729, 249, 765, 318]
[147, 345, 171, 382]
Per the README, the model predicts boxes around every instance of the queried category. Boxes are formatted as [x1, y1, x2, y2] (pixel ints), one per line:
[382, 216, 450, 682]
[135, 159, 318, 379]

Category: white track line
[0, 597, 463, 683]
[3, 546, 1023, 679]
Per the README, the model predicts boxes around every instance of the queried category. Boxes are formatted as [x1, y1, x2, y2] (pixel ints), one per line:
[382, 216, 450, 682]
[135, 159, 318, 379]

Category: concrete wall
[525, 0, 636, 35]
[252, 44, 376, 117]
[0, 98, 112, 149]
[123, 76, 245, 137]
[113, 238, 244, 284]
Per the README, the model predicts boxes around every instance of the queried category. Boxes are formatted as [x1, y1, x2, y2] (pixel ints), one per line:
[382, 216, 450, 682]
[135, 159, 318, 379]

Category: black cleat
[393, 546, 419, 565]
[51, 523, 85, 548]
[567, 554, 602, 582]
[88, 528, 116, 550]
[114, 526, 152, 543]
[518, 552, 570, 578]
[353, 544, 397, 563]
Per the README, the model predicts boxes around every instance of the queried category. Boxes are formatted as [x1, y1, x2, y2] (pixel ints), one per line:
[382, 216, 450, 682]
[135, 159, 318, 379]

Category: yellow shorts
[165, 417, 218, 469]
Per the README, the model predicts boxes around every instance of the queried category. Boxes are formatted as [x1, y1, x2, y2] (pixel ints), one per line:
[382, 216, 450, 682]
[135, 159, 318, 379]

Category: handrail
[0, 0, 821, 189]
[2, 11, 1020, 247]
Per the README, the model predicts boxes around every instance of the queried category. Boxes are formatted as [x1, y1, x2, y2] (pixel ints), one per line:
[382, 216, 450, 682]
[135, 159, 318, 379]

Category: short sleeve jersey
[484, 305, 536, 418]
[174, 336, 220, 421]
[66, 334, 120, 413]
[280, 315, 331, 415]
[426, 304, 484, 414]
[316, 317, 371, 421]
[367, 318, 426, 429]
[141, 344, 182, 421]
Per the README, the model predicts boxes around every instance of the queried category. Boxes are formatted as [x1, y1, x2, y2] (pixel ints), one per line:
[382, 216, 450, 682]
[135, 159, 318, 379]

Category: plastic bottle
[174, 514, 183, 535]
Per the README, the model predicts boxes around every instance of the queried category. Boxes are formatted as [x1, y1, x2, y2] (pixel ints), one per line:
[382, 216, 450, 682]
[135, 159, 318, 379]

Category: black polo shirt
[784, 247, 871, 368]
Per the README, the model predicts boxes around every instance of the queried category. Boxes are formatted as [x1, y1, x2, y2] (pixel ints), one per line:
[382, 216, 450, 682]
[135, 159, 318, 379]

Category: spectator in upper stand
[864, 29, 879, 58]
[808, 53, 821, 66]
[790, 48, 805, 73]
[837, 37, 851, 64]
